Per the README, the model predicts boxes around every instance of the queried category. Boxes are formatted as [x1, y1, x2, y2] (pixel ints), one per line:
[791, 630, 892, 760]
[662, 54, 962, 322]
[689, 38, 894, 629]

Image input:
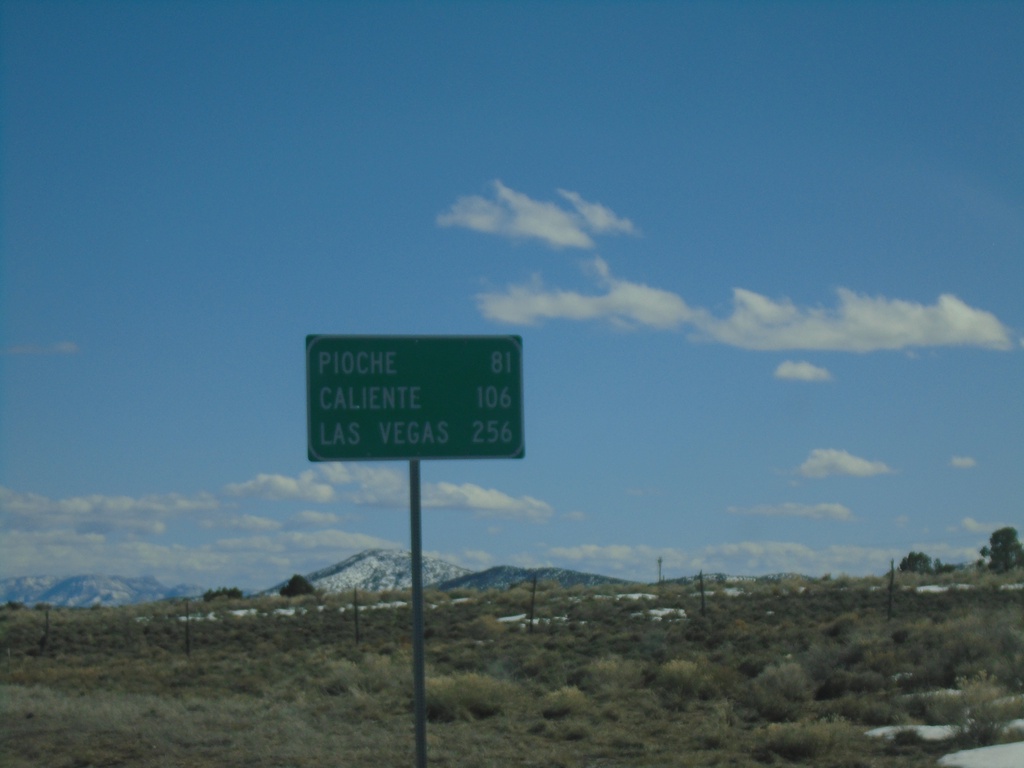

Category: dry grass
[1, 570, 1022, 766]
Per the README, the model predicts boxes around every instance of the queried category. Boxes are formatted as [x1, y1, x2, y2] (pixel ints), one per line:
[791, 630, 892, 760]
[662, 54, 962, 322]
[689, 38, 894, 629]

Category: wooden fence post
[887, 560, 895, 621]
[185, 599, 192, 658]
[38, 609, 50, 655]
[353, 588, 361, 645]
[528, 574, 538, 634]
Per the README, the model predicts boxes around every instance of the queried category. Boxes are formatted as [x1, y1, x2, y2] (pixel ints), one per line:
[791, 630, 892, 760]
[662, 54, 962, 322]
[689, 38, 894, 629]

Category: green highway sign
[306, 335, 524, 461]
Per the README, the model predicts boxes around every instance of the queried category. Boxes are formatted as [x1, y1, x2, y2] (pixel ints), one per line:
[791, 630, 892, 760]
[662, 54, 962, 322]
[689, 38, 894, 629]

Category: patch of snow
[616, 593, 657, 601]
[497, 614, 527, 623]
[228, 608, 258, 617]
[916, 584, 973, 593]
[938, 741, 1024, 768]
[693, 588, 745, 597]
[867, 720, 1024, 748]
[366, 600, 407, 610]
[867, 725, 958, 741]
[648, 607, 686, 620]
[1000, 583, 1024, 591]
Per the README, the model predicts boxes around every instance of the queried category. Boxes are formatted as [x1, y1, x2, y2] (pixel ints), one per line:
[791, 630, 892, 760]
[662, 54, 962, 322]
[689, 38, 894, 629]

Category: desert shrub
[901, 689, 957, 724]
[747, 661, 813, 721]
[756, 718, 851, 761]
[863, 645, 902, 678]
[822, 612, 861, 640]
[822, 693, 902, 726]
[321, 652, 409, 698]
[521, 649, 572, 689]
[465, 615, 508, 641]
[926, 673, 1024, 746]
[654, 658, 714, 709]
[580, 656, 644, 697]
[692, 699, 736, 749]
[425, 672, 518, 722]
[978, 610, 1024, 690]
[540, 685, 590, 719]
[816, 669, 889, 700]
[906, 613, 994, 687]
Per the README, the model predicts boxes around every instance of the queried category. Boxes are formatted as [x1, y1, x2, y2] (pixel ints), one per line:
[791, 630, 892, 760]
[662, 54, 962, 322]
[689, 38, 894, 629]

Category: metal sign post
[306, 335, 524, 767]
[409, 459, 427, 768]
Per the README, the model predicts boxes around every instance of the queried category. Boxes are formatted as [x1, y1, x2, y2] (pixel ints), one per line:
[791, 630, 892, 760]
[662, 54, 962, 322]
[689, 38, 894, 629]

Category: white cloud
[317, 464, 557, 522]
[0, 513, 400, 589]
[223, 471, 335, 503]
[546, 543, 689, 576]
[960, 516, 1001, 533]
[556, 189, 636, 235]
[437, 181, 635, 249]
[0, 528, 245, 585]
[949, 456, 977, 469]
[798, 449, 893, 478]
[699, 288, 1013, 351]
[727, 502, 855, 521]
[774, 360, 833, 381]
[479, 257, 695, 329]
[700, 541, 820, 571]
[319, 464, 408, 506]
[425, 481, 554, 522]
[541, 540, 905, 578]
[477, 259, 1014, 351]
[278, 530, 397, 551]
[0, 485, 218, 535]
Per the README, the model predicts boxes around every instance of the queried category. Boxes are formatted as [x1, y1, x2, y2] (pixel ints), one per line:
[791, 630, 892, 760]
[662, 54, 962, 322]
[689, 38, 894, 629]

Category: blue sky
[2, 1, 1021, 590]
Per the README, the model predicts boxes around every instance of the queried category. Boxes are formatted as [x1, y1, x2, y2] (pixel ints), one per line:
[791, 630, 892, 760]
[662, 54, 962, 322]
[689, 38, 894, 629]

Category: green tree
[899, 551, 934, 574]
[279, 574, 315, 597]
[979, 527, 1024, 573]
[203, 587, 244, 602]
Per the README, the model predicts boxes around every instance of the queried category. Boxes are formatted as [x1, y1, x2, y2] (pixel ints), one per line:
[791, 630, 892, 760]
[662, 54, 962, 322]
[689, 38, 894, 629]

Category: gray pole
[410, 459, 428, 768]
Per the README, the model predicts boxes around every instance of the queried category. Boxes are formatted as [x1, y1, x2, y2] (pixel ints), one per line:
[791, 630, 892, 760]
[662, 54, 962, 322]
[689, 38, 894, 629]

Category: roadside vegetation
[2, 564, 1022, 767]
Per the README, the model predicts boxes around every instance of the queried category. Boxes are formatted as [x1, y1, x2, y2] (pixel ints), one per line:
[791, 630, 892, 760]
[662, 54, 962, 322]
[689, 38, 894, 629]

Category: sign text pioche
[306, 335, 524, 461]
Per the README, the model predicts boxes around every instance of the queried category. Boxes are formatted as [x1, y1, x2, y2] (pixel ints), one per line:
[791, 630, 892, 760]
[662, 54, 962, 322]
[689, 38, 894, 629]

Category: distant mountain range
[2, 549, 810, 608]
[0, 574, 202, 608]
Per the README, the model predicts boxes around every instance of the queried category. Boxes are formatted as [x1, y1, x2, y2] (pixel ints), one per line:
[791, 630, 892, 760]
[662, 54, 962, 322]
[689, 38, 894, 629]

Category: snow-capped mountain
[436, 565, 625, 591]
[3, 551, 814, 608]
[0, 574, 202, 607]
[266, 548, 472, 594]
